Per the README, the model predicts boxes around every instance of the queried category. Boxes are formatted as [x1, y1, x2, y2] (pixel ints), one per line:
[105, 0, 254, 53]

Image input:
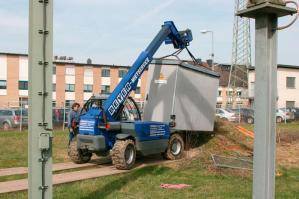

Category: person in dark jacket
[68, 103, 81, 143]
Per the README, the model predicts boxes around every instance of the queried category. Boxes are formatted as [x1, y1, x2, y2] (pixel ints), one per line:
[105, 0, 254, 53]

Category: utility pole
[29, 0, 53, 198]
[237, 1, 296, 198]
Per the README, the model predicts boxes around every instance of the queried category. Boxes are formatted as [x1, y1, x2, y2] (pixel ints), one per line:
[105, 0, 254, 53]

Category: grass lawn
[241, 121, 299, 134]
[0, 131, 69, 168]
[1, 159, 298, 199]
[0, 122, 298, 198]
[0, 121, 298, 169]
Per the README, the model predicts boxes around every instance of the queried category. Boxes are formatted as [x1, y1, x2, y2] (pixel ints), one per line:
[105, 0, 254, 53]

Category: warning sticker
[155, 73, 167, 84]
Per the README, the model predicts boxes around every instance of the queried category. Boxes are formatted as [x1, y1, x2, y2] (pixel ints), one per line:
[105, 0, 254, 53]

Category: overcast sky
[0, 0, 298, 66]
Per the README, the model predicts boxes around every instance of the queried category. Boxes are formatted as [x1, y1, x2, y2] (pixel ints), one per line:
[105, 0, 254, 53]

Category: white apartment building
[248, 64, 299, 108]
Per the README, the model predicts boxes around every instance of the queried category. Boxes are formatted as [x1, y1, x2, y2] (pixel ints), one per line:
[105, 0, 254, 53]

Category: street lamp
[200, 30, 214, 70]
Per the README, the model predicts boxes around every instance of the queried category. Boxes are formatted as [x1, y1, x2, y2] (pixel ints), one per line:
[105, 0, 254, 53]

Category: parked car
[232, 108, 254, 124]
[215, 108, 238, 122]
[226, 108, 293, 124]
[276, 108, 294, 123]
[0, 109, 28, 130]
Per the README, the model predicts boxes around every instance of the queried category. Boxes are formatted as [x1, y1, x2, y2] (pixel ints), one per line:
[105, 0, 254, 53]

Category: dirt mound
[166, 120, 299, 172]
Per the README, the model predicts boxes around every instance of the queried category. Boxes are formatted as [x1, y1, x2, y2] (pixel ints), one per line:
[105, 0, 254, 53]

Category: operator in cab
[67, 102, 81, 144]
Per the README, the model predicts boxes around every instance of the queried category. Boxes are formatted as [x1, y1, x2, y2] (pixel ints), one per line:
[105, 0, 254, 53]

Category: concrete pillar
[28, 0, 53, 198]
[253, 14, 277, 199]
[237, 2, 296, 198]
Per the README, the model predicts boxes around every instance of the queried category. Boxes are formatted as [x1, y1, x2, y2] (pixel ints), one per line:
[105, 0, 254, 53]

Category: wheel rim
[171, 139, 182, 156]
[125, 144, 134, 165]
[3, 123, 9, 130]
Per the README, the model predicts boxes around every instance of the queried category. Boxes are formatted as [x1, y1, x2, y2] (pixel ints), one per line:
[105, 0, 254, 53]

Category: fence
[0, 98, 295, 133]
[0, 100, 71, 132]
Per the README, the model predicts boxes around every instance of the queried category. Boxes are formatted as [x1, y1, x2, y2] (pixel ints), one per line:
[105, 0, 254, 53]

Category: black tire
[164, 134, 185, 160]
[68, 140, 92, 164]
[111, 139, 136, 170]
[2, 122, 10, 131]
[247, 117, 254, 124]
[276, 117, 283, 123]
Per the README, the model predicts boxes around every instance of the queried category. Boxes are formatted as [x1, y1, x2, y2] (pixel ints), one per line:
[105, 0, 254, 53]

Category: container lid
[151, 59, 220, 78]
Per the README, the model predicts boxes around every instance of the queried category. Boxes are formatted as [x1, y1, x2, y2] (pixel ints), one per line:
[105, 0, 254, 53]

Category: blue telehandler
[68, 21, 193, 169]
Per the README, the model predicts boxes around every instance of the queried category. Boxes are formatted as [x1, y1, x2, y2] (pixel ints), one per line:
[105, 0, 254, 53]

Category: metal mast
[228, 0, 252, 108]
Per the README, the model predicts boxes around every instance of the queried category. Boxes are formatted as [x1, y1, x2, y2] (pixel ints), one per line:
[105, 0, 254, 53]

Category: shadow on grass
[81, 165, 170, 199]
[187, 131, 214, 149]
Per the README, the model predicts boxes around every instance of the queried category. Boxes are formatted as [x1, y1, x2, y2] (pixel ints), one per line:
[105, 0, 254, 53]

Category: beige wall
[75, 66, 84, 104]
[110, 68, 119, 92]
[93, 67, 101, 94]
[0, 54, 148, 108]
[248, 68, 299, 108]
[277, 68, 299, 108]
[215, 86, 249, 108]
[0, 55, 19, 107]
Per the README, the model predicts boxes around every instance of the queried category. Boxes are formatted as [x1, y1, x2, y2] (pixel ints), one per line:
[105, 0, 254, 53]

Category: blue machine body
[78, 21, 192, 152]
[134, 121, 170, 142]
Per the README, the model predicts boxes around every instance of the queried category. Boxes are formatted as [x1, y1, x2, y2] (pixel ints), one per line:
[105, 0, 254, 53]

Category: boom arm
[103, 21, 193, 120]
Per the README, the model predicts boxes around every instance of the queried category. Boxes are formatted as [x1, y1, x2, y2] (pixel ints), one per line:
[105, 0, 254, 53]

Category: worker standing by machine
[67, 103, 81, 144]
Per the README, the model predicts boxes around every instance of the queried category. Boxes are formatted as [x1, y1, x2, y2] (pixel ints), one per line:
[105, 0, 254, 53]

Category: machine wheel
[276, 116, 283, 123]
[111, 139, 136, 170]
[164, 134, 185, 160]
[247, 117, 254, 124]
[68, 140, 92, 164]
[2, 122, 10, 131]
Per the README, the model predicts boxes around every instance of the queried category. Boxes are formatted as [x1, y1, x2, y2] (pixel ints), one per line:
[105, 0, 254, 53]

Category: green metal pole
[28, 0, 53, 199]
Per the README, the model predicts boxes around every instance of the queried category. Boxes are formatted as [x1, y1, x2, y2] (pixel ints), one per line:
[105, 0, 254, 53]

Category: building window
[84, 84, 93, 92]
[52, 100, 56, 108]
[226, 91, 233, 96]
[65, 66, 75, 76]
[19, 81, 28, 90]
[101, 69, 110, 77]
[135, 87, 141, 94]
[0, 80, 7, 89]
[53, 83, 56, 92]
[65, 100, 75, 108]
[286, 77, 296, 88]
[84, 68, 93, 77]
[216, 102, 222, 108]
[286, 101, 295, 108]
[65, 84, 75, 92]
[53, 65, 56, 75]
[101, 85, 110, 94]
[218, 91, 222, 97]
[118, 69, 127, 78]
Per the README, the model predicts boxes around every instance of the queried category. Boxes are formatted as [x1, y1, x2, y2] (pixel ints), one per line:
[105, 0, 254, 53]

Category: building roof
[53, 60, 130, 69]
[0, 52, 28, 57]
[0, 52, 130, 69]
[249, 64, 299, 70]
[221, 64, 299, 87]
[2, 51, 298, 83]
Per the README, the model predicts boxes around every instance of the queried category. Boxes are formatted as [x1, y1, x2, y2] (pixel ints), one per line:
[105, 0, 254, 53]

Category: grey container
[143, 59, 220, 132]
